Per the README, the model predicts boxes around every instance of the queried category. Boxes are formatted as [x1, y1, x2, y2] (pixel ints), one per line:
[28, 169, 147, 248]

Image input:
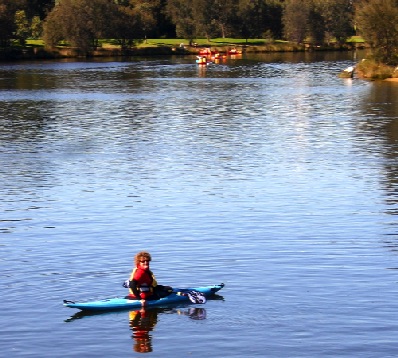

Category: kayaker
[126, 251, 172, 306]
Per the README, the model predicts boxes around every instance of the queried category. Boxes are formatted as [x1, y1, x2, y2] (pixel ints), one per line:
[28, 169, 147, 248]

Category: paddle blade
[186, 291, 207, 304]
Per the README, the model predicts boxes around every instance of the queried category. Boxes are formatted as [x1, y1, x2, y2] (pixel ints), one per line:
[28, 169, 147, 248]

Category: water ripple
[1, 53, 398, 357]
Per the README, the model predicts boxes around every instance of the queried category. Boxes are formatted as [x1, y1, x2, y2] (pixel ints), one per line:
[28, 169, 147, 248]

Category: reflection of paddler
[128, 307, 207, 353]
[129, 309, 158, 353]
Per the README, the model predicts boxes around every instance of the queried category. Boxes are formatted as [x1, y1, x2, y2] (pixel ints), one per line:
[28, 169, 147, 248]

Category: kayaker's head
[135, 251, 151, 269]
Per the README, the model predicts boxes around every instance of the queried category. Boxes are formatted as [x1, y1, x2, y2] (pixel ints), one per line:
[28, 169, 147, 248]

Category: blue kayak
[64, 283, 224, 312]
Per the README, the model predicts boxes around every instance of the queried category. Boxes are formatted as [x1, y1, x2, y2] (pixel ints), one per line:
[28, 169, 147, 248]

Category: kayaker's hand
[140, 299, 147, 307]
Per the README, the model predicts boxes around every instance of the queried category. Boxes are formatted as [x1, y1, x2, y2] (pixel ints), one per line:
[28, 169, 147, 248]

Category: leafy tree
[25, 0, 55, 20]
[41, 3, 63, 48]
[213, 0, 239, 38]
[237, 0, 282, 40]
[154, 0, 176, 37]
[327, 0, 354, 45]
[313, 0, 354, 45]
[355, 0, 398, 64]
[112, 3, 144, 49]
[283, 0, 310, 43]
[15, 10, 30, 45]
[124, 0, 175, 38]
[283, 0, 353, 45]
[43, 0, 122, 52]
[31, 16, 42, 39]
[0, 1, 15, 46]
[307, 2, 325, 44]
[114, 0, 130, 5]
[263, 0, 284, 40]
[128, 0, 159, 40]
[238, 0, 267, 40]
[168, 0, 245, 40]
[166, 0, 198, 43]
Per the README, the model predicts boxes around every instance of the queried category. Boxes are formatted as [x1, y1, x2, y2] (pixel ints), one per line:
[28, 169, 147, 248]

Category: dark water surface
[1, 52, 398, 357]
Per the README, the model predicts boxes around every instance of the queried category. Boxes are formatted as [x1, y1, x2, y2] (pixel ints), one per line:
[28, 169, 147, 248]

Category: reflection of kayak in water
[65, 304, 211, 353]
[65, 303, 212, 323]
[64, 283, 224, 312]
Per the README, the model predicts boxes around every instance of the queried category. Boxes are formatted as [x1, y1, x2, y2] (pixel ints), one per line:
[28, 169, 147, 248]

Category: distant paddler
[196, 56, 208, 65]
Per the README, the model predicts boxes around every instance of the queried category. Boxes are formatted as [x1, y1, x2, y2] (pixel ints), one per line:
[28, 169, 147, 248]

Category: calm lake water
[1, 51, 398, 357]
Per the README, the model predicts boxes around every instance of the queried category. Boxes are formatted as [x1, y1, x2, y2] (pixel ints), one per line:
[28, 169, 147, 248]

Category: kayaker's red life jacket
[128, 267, 157, 299]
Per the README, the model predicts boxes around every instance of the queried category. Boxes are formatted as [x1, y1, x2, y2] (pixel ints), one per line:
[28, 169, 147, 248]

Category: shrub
[356, 59, 394, 80]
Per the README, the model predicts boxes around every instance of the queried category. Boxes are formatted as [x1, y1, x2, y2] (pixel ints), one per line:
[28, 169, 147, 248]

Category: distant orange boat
[198, 48, 212, 56]
[212, 52, 226, 61]
[228, 48, 242, 55]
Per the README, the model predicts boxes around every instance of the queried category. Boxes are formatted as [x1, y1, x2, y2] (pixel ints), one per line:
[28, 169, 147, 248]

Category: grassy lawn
[26, 39, 44, 46]
[138, 37, 361, 47]
[346, 36, 365, 43]
[25, 38, 276, 49]
[143, 38, 288, 47]
[24, 36, 364, 49]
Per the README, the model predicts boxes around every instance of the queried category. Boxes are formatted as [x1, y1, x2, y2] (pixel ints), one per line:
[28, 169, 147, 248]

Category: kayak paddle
[176, 290, 207, 304]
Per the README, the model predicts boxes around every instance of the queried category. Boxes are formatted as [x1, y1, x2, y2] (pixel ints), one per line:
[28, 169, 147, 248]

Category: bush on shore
[356, 59, 397, 80]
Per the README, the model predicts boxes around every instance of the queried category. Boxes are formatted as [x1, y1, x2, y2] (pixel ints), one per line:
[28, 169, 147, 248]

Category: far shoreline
[384, 78, 398, 82]
[0, 42, 358, 62]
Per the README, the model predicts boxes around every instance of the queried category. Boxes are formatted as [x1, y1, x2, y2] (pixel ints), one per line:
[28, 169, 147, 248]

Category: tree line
[1, 0, 398, 64]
